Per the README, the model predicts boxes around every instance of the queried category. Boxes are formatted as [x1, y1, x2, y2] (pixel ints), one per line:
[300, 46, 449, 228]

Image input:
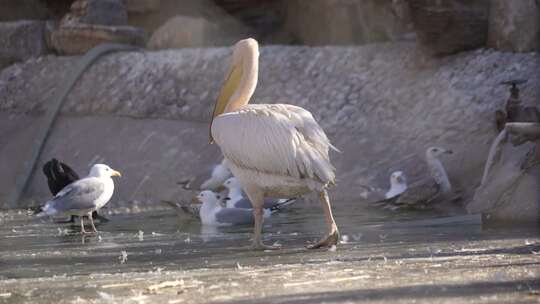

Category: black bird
[43, 158, 80, 195]
[41, 158, 108, 222]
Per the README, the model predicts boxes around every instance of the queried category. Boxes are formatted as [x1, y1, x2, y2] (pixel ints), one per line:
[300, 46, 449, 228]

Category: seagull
[210, 38, 339, 249]
[200, 159, 232, 191]
[38, 164, 121, 234]
[197, 190, 270, 226]
[223, 177, 297, 210]
[372, 147, 455, 210]
[384, 171, 408, 199]
[41, 158, 109, 222]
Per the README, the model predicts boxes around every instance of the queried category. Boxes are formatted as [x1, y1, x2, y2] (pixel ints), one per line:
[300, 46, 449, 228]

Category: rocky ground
[0, 42, 539, 211]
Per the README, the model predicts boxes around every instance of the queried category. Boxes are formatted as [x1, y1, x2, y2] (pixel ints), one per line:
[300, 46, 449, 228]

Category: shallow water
[1, 199, 539, 303]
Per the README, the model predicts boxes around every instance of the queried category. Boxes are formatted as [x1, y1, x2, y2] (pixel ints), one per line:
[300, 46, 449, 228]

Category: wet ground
[1, 200, 539, 304]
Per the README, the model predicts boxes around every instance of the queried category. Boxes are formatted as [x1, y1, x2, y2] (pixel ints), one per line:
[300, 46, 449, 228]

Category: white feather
[212, 104, 336, 193]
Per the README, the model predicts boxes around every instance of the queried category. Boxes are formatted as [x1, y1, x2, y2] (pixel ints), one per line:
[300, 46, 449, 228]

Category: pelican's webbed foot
[250, 240, 281, 251]
[307, 228, 340, 249]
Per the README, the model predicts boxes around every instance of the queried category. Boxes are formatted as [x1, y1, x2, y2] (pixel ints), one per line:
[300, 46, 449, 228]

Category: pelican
[209, 38, 339, 250]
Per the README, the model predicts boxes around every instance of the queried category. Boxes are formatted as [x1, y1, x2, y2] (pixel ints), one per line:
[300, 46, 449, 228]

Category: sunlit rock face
[0, 43, 538, 212]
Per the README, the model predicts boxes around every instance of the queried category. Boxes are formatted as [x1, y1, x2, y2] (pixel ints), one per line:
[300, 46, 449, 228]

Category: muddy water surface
[1, 200, 539, 303]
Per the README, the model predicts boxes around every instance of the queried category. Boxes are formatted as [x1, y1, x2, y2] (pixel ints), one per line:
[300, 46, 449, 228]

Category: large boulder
[127, 0, 248, 44]
[0, 20, 48, 69]
[146, 14, 246, 49]
[408, 0, 490, 56]
[283, 0, 414, 45]
[147, 16, 212, 49]
[50, 24, 146, 55]
[488, 0, 540, 52]
[469, 123, 540, 221]
[49, 0, 147, 55]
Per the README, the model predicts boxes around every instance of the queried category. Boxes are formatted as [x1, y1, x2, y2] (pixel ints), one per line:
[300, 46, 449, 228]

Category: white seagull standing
[210, 38, 339, 249]
[38, 164, 121, 233]
[197, 190, 270, 226]
[223, 177, 296, 209]
[384, 171, 408, 199]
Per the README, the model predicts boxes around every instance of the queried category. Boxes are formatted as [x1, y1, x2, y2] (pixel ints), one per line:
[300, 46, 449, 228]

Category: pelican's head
[88, 164, 122, 178]
[210, 38, 260, 143]
[426, 147, 453, 158]
[389, 171, 407, 186]
[223, 177, 242, 190]
[196, 190, 222, 206]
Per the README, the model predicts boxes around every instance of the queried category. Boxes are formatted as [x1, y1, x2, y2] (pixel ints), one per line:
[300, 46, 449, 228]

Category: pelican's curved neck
[426, 153, 451, 192]
[224, 48, 258, 113]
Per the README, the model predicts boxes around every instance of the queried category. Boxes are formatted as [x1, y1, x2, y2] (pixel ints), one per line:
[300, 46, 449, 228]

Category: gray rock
[50, 24, 147, 55]
[0, 20, 48, 69]
[488, 0, 540, 52]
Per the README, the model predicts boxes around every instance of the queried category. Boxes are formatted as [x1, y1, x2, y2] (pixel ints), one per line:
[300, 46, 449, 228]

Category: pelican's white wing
[212, 104, 337, 185]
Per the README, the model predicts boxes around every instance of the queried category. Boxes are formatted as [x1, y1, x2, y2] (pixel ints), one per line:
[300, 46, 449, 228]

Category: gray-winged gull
[200, 159, 232, 190]
[384, 171, 408, 199]
[197, 190, 270, 226]
[373, 147, 455, 210]
[38, 164, 121, 233]
[223, 177, 297, 210]
[41, 158, 109, 223]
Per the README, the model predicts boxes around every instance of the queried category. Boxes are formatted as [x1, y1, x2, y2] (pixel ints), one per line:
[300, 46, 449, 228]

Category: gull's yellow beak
[111, 170, 122, 177]
[210, 60, 243, 143]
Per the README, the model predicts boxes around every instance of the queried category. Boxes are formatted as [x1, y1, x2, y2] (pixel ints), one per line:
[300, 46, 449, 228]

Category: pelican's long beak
[111, 170, 122, 177]
[444, 149, 453, 155]
[210, 59, 243, 143]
